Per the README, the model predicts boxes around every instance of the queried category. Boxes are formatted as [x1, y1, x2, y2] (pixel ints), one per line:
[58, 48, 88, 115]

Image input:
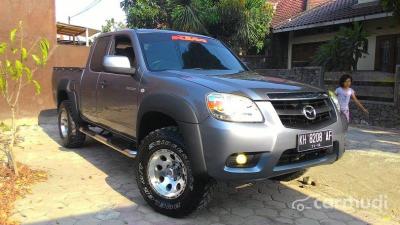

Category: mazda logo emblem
[302, 105, 317, 120]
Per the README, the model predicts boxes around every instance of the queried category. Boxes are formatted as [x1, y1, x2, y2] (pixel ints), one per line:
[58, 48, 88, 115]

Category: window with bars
[375, 34, 400, 73]
[397, 37, 400, 66]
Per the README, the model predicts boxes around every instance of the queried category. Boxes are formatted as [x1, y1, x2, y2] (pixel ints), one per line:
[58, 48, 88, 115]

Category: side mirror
[103, 55, 136, 74]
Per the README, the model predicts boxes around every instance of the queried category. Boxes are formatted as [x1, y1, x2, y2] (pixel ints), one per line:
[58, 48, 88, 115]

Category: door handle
[99, 80, 107, 88]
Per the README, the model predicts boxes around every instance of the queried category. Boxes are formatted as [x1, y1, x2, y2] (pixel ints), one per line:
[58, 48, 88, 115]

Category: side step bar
[79, 127, 137, 158]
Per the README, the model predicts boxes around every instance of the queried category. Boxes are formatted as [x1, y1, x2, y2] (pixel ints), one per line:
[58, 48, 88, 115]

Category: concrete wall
[256, 66, 400, 128]
[287, 17, 400, 70]
[324, 70, 396, 102]
[256, 67, 324, 88]
[0, 0, 90, 120]
[347, 67, 400, 128]
[53, 45, 90, 68]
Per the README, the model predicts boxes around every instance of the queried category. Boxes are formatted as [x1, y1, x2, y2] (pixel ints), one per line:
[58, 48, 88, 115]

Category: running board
[79, 127, 137, 158]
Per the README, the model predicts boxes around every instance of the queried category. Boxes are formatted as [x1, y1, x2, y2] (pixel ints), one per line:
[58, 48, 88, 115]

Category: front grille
[276, 146, 334, 166]
[271, 97, 336, 129]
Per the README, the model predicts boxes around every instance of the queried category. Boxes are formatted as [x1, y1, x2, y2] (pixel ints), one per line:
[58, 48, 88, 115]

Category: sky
[56, 0, 126, 31]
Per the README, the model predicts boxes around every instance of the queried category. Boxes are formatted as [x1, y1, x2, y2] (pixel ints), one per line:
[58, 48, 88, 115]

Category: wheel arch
[56, 79, 80, 120]
[137, 94, 208, 175]
[137, 94, 200, 141]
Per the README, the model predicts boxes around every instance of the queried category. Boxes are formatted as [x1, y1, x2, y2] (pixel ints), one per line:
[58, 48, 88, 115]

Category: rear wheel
[58, 100, 86, 148]
[135, 126, 214, 217]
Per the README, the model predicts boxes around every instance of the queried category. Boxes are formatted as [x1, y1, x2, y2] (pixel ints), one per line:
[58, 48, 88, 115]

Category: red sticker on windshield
[171, 35, 208, 43]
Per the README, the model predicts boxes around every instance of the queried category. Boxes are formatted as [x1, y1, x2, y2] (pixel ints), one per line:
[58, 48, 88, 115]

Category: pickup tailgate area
[52, 67, 84, 106]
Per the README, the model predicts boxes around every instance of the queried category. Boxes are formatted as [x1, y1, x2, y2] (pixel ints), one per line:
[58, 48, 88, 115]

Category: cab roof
[99, 28, 214, 40]
[134, 28, 211, 39]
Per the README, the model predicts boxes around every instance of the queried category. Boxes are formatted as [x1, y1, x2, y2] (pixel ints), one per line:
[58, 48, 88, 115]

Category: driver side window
[112, 35, 136, 68]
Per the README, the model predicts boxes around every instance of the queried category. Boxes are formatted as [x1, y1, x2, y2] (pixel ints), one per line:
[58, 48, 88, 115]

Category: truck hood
[159, 70, 323, 101]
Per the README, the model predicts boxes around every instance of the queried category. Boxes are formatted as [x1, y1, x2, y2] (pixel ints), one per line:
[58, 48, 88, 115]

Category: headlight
[328, 90, 340, 110]
[206, 93, 263, 122]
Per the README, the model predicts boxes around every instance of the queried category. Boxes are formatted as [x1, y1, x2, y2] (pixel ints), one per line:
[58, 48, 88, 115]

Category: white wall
[357, 35, 376, 70]
[287, 17, 400, 70]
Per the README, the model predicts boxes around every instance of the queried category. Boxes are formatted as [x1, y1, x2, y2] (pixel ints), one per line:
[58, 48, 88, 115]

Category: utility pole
[67, 0, 102, 45]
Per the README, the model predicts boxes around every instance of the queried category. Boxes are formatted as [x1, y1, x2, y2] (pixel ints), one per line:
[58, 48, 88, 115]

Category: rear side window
[90, 36, 111, 72]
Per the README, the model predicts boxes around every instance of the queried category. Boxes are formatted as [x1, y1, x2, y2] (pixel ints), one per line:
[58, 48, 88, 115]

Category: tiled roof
[307, 0, 331, 9]
[271, 0, 306, 28]
[273, 0, 388, 32]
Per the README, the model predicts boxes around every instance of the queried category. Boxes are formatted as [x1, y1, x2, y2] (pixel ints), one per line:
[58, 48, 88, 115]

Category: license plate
[297, 130, 333, 152]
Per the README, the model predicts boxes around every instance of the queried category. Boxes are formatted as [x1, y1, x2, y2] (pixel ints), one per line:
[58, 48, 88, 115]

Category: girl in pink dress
[335, 74, 368, 122]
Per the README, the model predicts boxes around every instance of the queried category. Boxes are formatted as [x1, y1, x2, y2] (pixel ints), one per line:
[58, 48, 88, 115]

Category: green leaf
[5, 60, 16, 77]
[10, 28, 17, 42]
[32, 80, 41, 95]
[39, 39, 50, 65]
[32, 54, 41, 66]
[24, 67, 32, 81]
[0, 42, 7, 55]
[14, 60, 23, 78]
[21, 47, 28, 61]
[0, 74, 5, 92]
[11, 48, 18, 54]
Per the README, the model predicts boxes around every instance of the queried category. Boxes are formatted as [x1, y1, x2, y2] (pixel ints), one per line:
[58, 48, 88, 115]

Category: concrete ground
[8, 113, 400, 225]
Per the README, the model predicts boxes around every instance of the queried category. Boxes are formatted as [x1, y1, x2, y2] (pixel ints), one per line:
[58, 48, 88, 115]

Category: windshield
[138, 33, 246, 72]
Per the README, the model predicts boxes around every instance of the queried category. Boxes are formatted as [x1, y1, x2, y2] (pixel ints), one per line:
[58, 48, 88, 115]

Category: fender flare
[137, 94, 208, 175]
[137, 93, 200, 127]
[56, 79, 80, 120]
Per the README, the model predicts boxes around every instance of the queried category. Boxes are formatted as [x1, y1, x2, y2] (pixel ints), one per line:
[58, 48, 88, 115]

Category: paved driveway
[10, 113, 400, 225]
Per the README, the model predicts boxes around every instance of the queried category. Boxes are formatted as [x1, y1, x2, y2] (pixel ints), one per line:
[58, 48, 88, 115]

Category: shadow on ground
[346, 126, 400, 154]
[22, 109, 373, 225]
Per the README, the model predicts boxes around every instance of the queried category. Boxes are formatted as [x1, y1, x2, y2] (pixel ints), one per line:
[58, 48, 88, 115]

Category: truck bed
[52, 67, 84, 106]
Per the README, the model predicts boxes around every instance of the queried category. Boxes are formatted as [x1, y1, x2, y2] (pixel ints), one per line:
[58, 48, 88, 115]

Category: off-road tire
[270, 169, 308, 182]
[135, 126, 214, 218]
[58, 100, 86, 148]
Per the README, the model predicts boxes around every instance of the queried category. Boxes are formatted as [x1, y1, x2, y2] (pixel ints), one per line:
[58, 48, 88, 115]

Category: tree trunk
[8, 107, 19, 176]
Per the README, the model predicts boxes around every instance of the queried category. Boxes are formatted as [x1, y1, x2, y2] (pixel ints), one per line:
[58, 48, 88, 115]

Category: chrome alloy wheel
[59, 109, 69, 138]
[147, 149, 187, 199]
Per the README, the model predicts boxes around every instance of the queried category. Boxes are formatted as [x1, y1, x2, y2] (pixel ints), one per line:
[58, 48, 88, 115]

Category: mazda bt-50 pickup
[52, 29, 347, 217]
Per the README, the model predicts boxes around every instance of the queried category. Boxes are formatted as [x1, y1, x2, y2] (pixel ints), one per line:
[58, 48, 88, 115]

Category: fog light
[236, 154, 248, 165]
[226, 152, 263, 168]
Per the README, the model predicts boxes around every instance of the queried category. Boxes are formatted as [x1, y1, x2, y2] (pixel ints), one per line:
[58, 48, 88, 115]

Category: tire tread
[136, 126, 214, 217]
[59, 100, 86, 148]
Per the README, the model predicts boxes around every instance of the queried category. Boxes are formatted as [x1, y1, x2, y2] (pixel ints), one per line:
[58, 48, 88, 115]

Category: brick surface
[8, 120, 400, 225]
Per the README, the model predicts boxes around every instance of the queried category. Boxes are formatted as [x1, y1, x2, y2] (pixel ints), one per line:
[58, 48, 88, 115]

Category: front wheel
[135, 126, 213, 218]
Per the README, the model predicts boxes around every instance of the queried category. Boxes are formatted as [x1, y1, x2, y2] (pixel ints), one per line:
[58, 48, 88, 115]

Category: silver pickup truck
[52, 29, 347, 217]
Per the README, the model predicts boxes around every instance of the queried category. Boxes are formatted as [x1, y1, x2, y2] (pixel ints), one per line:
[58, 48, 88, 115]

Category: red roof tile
[271, 0, 306, 28]
[307, 0, 331, 9]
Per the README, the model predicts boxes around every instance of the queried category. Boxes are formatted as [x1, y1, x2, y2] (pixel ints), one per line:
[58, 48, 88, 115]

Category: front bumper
[195, 101, 346, 181]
